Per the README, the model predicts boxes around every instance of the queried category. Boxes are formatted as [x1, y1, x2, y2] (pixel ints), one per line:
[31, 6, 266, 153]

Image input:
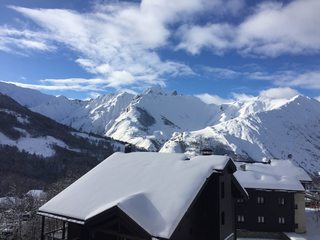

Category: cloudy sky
[0, 0, 320, 101]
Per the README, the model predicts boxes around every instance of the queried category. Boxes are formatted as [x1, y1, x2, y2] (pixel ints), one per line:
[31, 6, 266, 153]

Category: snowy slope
[59, 92, 134, 134]
[0, 93, 125, 158]
[0, 81, 55, 107]
[30, 92, 135, 134]
[161, 95, 320, 175]
[107, 87, 220, 150]
[0, 82, 218, 151]
[2, 82, 320, 175]
[0, 82, 135, 136]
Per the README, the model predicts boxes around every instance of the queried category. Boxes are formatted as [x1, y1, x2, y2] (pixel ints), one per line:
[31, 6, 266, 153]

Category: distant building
[38, 152, 247, 240]
[234, 160, 312, 235]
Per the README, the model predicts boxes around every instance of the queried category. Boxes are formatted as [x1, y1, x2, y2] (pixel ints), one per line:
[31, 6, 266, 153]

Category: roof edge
[232, 175, 249, 200]
[37, 211, 85, 225]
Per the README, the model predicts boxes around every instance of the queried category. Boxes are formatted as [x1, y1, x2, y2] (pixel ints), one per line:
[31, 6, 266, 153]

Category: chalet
[38, 152, 247, 240]
[234, 160, 312, 236]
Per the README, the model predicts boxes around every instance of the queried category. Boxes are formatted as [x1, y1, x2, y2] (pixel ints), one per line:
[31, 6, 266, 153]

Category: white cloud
[231, 93, 254, 101]
[3, 78, 104, 91]
[88, 92, 101, 100]
[274, 71, 320, 89]
[178, 0, 320, 56]
[3, 0, 320, 92]
[259, 87, 300, 99]
[0, 26, 54, 53]
[2, 0, 247, 90]
[196, 87, 299, 106]
[244, 70, 320, 90]
[6, 2, 201, 90]
[195, 93, 232, 105]
[204, 66, 320, 90]
[176, 24, 234, 55]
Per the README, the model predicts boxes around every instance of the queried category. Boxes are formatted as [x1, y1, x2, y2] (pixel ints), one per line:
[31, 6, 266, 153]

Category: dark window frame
[221, 212, 225, 225]
[257, 196, 265, 205]
[257, 216, 265, 224]
[237, 215, 245, 223]
[278, 197, 285, 206]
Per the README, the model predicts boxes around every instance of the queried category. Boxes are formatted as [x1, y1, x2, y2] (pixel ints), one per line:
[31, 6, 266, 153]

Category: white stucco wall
[294, 192, 306, 233]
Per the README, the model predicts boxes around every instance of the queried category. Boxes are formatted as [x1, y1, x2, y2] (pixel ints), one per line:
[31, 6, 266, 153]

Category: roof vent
[240, 164, 246, 171]
[201, 148, 213, 156]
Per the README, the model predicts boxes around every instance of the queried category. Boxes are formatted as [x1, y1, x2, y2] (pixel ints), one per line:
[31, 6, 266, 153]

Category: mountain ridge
[1, 81, 320, 175]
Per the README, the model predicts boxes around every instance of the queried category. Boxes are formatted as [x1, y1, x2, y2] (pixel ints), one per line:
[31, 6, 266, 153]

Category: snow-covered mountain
[1, 82, 320, 175]
[161, 95, 320, 175]
[0, 81, 55, 108]
[106, 87, 219, 150]
[31, 92, 135, 134]
[0, 92, 125, 158]
[0, 83, 218, 151]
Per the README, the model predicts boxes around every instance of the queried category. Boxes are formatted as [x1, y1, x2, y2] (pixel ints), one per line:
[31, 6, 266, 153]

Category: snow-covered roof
[39, 152, 232, 239]
[234, 160, 311, 192]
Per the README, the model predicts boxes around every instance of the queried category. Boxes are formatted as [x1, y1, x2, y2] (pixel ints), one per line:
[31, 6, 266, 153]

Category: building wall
[170, 174, 220, 240]
[219, 172, 235, 240]
[68, 169, 237, 240]
[171, 169, 236, 240]
[294, 192, 306, 233]
[236, 189, 295, 232]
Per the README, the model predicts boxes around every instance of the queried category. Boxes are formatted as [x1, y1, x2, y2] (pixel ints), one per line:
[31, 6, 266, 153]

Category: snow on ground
[0, 132, 73, 157]
[26, 190, 46, 199]
[285, 208, 320, 240]
[0, 197, 18, 205]
[71, 131, 105, 142]
[0, 108, 30, 124]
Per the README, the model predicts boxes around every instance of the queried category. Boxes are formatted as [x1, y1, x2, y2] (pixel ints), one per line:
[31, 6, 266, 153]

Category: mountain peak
[143, 85, 167, 95]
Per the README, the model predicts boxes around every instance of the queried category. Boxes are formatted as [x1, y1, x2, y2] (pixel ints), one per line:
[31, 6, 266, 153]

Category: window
[237, 215, 245, 223]
[237, 198, 245, 204]
[258, 216, 265, 223]
[257, 196, 265, 204]
[221, 182, 225, 199]
[278, 197, 285, 206]
[278, 217, 285, 224]
[221, 212, 225, 225]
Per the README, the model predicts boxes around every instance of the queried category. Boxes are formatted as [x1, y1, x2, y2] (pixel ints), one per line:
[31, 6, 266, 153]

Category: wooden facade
[236, 189, 297, 232]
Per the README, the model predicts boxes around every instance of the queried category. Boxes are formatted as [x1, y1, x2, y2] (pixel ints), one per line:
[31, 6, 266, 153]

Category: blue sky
[0, 0, 320, 102]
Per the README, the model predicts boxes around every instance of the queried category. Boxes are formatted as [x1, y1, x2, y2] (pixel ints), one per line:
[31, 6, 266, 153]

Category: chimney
[240, 164, 246, 171]
[124, 144, 132, 153]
